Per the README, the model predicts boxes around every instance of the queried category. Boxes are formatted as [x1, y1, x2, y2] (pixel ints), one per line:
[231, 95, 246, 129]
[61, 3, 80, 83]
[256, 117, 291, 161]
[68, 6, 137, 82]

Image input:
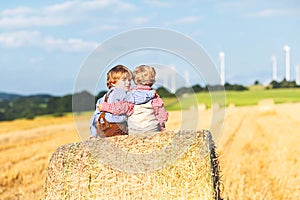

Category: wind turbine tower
[283, 45, 291, 81]
[184, 70, 190, 87]
[271, 56, 277, 81]
[170, 65, 176, 93]
[219, 51, 225, 85]
[296, 65, 300, 85]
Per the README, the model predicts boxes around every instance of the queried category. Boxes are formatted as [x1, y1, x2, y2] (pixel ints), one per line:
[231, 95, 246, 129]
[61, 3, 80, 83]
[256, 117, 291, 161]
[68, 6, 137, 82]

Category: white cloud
[0, 15, 71, 28]
[0, 0, 137, 29]
[143, 0, 170, 8]
[0, 31, 40, 47]
[251, 8, 300, 18]
[97, 25, 120, 31]
[45, 0, 136, 13]
[29, 56, 45, 64]
[167, 16, 202, 26]
[217, 1, 258, 10]
[216, 1, 300, 18]
[130, 17, 149, 25]
[44, 1, 79, 13]
[176, 16, 202, 24]
[0, 31, 98, 52]
[0, 5, 73, 29]
[255, 9, 286, 17]
[113, 1, 137, 12]
[43, 37, 98, 52]
[1, 6, 33, 16]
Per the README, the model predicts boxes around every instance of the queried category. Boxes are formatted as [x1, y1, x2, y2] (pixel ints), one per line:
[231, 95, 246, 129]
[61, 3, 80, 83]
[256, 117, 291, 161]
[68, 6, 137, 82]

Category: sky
[0, 0, 300, 96]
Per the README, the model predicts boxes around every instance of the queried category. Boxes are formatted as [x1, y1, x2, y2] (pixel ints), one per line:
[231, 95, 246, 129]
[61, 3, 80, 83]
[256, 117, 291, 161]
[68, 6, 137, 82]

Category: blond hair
[106, 65, 132, 89]
[133, 65, 156, 86]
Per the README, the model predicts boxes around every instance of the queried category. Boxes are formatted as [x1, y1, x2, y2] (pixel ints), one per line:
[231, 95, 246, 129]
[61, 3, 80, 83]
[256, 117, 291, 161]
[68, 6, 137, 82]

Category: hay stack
[198, 104, 207, 111]
[45, 130, 222, 200]
[258, 98, 276, 115]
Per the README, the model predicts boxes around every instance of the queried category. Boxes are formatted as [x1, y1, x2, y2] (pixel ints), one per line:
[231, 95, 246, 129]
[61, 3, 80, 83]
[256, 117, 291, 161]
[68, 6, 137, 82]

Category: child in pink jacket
[98, 65, 168, 134]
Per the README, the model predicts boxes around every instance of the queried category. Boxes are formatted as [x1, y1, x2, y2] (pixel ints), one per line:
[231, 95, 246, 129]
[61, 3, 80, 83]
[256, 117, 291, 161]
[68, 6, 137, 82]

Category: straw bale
[228, 103, 235, 109]
[212, 103, 220, 111]
[198, 104, 207, 111]
[258, 98, 276, 115]
[45, 130, 222, 200]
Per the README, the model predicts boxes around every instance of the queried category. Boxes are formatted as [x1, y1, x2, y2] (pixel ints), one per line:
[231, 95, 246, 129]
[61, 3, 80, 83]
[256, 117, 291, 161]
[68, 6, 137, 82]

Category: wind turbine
[283, 45, 291, 81]
[296, 65, 300, 85]
[170, 65, 176, 93]
[271, 56, 277, 81]
[219, 51, 225, 85]
[184, 70, 190, 87]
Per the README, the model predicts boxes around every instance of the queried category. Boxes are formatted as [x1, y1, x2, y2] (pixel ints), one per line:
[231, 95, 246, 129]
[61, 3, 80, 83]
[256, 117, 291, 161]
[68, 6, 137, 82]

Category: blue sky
[0, 0, 300, 95]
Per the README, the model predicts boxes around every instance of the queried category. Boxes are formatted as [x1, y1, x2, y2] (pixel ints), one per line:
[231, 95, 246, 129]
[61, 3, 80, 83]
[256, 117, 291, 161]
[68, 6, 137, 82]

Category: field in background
[1, 102, 300, 199]
[164, 88, 300, 110]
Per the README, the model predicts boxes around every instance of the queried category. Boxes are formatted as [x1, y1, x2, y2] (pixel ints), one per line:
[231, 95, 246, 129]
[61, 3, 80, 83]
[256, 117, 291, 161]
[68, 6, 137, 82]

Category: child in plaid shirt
[98, 65, 168, 135]
[90, 65, 156, 138]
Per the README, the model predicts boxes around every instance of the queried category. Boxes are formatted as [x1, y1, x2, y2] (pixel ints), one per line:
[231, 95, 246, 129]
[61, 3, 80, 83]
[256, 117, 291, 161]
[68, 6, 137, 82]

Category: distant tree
[280, 79, 297, 88]
[72, 91, 94, 112]
[267, 80, 280, 89]
[192, 84, 206, 92]
[156, 87, 175, 98]
[208, 84, 225, 91]
[0, 112, 5, 121]
[267, 79, 298, 89]
[175, 87, 194, 96]
[0, 91, 94, 121]
[52, 112, 65, 117]
[254, 80, 260, 85]
[24, 112, 35, 120]
[60, 95, 72, 112]
[95, 90, 107, 103]
[224, 83, 248, 91]
[47, 97, 61, 114]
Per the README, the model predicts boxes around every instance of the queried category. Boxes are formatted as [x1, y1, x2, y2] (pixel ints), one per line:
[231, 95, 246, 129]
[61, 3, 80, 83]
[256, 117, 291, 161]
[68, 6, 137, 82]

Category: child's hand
[89, 135, 96, 140]
[153, 90, 159, 97]
[97, 103, 103, 111]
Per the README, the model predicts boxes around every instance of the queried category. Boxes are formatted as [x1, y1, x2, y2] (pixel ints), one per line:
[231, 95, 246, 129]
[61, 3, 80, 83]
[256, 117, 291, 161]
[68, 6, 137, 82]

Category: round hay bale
[258, 98, 276, 115]
[198, 103, 207, 111]
[228, 103, 235, 109]
[45, 130, 222, 200]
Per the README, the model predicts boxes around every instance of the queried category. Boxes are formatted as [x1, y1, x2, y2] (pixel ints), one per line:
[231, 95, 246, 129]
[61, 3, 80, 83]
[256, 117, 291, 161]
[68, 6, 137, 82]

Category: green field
[164, 88, 300, 111]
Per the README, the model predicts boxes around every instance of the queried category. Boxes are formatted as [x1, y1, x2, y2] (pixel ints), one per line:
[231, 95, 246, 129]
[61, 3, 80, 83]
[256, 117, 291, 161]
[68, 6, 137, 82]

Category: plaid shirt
[90, 87, 155, 137]
[100, 85, 169, 130]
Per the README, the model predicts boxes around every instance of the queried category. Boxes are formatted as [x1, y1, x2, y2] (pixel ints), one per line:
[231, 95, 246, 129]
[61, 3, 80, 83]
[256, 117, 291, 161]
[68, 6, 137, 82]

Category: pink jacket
[100, 86, 168, 130]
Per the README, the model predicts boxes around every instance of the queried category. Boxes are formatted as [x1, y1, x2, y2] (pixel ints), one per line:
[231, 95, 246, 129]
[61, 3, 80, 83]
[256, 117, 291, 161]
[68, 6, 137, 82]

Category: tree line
[266, 79, 299, 89]
[0, 80, 298, 121]
[0, 91, 93, 121]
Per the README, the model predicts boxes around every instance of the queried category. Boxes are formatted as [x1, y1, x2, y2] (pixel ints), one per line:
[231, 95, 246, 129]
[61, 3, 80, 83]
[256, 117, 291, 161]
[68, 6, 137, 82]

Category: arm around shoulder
[126, 90, 155, 104]
[99, 101, 134, 116]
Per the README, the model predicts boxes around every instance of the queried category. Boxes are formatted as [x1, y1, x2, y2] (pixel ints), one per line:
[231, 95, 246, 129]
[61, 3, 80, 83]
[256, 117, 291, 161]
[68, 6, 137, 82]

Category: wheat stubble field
[1, 103, 300, 199]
